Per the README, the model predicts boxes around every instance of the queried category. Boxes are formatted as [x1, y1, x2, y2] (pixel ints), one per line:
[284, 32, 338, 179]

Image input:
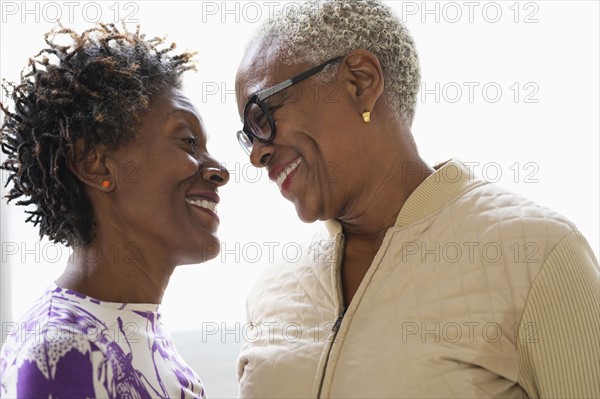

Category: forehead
[150, 88, 203, 124]
[235, 39, 304, 102]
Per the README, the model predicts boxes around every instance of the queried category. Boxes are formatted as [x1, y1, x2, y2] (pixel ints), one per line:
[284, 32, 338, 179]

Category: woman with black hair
[0, 23, 229, 398]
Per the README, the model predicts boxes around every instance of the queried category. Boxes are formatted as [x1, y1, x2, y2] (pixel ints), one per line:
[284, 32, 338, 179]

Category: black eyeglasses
[237, 56, 343, 155]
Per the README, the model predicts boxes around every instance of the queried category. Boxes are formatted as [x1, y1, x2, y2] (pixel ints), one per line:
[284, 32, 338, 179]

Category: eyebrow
[168, 108, 196, 118]
[168, 108, 204, 127]
[168, 108, 206, 138]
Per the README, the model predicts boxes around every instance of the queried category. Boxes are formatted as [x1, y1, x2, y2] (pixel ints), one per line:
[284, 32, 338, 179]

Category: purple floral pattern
[0, 285, 205, 398]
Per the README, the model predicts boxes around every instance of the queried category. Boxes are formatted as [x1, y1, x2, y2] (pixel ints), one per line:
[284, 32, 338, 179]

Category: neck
[56, 237, 175, 304]
[338, 140, 432, 244]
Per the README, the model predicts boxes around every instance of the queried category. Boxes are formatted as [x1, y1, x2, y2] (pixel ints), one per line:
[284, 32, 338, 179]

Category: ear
[339, 49, 385, 119]
[69, 139, 116, 192]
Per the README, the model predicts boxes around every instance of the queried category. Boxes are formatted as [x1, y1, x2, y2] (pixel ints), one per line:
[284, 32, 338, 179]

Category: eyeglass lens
[245, 102, 272, 141]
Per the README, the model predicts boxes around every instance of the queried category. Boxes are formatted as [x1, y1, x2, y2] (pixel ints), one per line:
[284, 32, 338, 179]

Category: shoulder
[449, 182, 577, 254]
[1, 289, 100, 398]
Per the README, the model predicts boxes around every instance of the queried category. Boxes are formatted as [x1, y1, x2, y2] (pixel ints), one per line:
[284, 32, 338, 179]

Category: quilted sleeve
[517, 231, 600, 398]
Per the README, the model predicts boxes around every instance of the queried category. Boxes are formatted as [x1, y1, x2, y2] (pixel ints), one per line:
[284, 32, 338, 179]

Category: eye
[254, 111, 268, 128]
[182, 137, 198, 153]
[253, 102, 282, 130]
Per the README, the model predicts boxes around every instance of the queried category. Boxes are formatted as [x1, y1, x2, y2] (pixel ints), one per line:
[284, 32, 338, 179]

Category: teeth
[276, 158, 302, 189]
[185, 198, 218, 214]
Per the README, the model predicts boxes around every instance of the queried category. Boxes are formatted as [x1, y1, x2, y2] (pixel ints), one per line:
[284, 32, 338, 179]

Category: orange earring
[101, 180, 111, 190]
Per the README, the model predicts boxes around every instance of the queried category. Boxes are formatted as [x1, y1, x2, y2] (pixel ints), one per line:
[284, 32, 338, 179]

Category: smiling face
[99, 88, 229, 265]
[235, 41, 380, 223]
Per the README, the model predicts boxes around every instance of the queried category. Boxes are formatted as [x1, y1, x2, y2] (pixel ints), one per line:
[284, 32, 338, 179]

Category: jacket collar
[325, 159, 486, 235]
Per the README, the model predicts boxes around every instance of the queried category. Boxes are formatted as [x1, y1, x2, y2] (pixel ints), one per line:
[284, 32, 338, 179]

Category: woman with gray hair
[234, 0, 599, 398]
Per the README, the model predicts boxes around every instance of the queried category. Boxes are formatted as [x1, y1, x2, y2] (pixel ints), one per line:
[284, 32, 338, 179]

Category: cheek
[116, 152, 198, 207]
[144, 148, 198, 179]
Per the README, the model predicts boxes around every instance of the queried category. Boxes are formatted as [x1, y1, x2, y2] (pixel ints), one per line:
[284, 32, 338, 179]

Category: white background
[1, 1, 599, 396]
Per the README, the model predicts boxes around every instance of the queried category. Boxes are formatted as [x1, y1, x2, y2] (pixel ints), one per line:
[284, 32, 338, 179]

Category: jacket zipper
[317, 234, 346, 398]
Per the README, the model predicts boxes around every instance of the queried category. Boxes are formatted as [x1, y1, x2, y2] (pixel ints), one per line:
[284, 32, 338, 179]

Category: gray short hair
[255, 0, 421, 128]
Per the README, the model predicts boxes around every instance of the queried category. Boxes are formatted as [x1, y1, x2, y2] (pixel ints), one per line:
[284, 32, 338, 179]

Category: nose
[249, 141, 274, 168]
[202, 163, 230, 187]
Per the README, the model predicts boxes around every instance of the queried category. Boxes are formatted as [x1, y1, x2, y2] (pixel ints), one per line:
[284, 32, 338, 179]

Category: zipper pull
[332, 307, 346, 332]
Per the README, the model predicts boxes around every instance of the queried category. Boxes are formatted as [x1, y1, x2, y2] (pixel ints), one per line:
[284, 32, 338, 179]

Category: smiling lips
[273, 158, 302, 190]
[185, 192, 220, 221]
[185, 197, 218, 214]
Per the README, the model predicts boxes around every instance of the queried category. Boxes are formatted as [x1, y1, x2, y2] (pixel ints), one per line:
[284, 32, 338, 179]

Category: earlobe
[100, 179, 113, 191]
[69, 140, 116, 192]
[342, 50, 385, 121]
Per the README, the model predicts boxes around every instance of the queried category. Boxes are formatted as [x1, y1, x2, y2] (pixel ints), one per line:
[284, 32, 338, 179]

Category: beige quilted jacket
[237, 160, 599, 398]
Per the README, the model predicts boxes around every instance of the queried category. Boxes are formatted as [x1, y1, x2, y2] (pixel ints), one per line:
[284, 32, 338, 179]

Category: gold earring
[362, 111, 371, 123]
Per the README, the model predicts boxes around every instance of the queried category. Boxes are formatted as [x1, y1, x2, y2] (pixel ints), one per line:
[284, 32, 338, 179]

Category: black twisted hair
[0, 23, 196, 246]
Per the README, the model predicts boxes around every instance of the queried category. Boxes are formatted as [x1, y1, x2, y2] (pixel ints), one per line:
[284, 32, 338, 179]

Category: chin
[178, 238, 221, 265]
[294, 203, 320, 224]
